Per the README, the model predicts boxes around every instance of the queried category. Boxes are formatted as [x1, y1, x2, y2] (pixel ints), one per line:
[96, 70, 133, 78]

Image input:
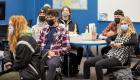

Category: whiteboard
[98, 0, 140, 22]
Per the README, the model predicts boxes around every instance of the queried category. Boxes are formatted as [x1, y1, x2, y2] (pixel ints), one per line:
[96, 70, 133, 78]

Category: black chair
[43, 58, 63, 80]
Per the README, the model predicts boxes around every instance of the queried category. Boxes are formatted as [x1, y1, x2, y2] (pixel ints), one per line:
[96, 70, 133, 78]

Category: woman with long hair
[0, 15, 40, 80]
[83, 16, 138, 80]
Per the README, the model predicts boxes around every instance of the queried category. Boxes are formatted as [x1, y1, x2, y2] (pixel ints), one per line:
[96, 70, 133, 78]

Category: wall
[44, 0, 140, 34]
[0, 0, 140, 34]
[0, 0, 26, 25]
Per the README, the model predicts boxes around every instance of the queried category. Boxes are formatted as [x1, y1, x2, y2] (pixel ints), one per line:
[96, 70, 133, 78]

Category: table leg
[86, 46, 90, 61]
[67, 54, 70, 77]
[96, 45, 99, 55]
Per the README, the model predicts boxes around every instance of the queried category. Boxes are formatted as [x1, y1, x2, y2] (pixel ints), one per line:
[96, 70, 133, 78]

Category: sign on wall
[53, 0, 87, 10]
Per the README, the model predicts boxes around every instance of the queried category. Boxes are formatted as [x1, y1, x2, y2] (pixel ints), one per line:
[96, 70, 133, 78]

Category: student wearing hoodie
[32, 4, 51, 42]
[31, 9, 48, 42]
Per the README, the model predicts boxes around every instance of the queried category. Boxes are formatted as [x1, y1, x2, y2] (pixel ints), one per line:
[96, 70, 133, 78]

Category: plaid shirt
[38, 24, 71, 56]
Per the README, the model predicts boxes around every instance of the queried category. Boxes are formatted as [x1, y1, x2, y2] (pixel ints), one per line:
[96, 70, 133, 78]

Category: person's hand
[114, 43, 123, 48]
[4, 62, 12, 70]
[110, 41, 116, 48]
[48, 50, 56, 58]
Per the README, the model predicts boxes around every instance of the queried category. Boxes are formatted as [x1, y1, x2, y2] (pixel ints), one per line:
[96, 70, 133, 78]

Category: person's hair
[46, 9, 59, 17]
[61, 6, 71, 13]
[8, 15, 28, 54]
[114, 9, 124, 16]
[119, 16, 136, 37]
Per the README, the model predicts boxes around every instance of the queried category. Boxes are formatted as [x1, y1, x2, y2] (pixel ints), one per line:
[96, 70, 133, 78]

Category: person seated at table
[100, 9, 125, 55]
[59, 6, 83, 68]
[83, 16, 138, 80]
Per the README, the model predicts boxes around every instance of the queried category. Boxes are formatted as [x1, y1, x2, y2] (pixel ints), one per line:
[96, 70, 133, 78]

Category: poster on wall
[53, 0, 87, 10]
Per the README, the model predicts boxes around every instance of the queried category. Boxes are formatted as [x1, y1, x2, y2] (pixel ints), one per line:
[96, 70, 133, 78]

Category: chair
[43, 57, 63, 80]
[132, 34, 140, 80]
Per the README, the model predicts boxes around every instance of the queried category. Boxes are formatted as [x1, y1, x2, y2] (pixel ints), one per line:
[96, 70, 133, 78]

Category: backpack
[132, 60, 140, 76]
[113, 68, 133, 80]
[62, 53, 79, 76]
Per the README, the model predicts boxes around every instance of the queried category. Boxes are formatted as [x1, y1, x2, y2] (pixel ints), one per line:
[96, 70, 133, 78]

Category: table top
[70, 34, 107, 46]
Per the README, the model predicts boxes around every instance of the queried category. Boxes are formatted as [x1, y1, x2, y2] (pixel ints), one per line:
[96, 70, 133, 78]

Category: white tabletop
[70, 34, 107, 46]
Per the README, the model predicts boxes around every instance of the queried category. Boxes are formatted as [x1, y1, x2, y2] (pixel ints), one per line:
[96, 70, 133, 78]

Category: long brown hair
[8, 15, 28, 54]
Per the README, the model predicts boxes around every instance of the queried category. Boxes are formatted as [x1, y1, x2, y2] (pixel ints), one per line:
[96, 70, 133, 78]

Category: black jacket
[4, 35, 41, 80]
[59, 18, 80, 34]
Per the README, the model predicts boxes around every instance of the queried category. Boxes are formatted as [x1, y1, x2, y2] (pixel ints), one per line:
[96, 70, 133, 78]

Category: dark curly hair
[114, 9, 124, 16]
[46, 9, 59, 17]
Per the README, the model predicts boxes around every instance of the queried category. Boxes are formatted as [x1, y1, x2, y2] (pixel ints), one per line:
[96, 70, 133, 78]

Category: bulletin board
[53, 0, 87, 10]
[98, 0, 140, 22]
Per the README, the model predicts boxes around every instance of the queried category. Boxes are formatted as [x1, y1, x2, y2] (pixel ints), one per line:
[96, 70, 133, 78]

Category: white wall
[98, 0, 140, 22]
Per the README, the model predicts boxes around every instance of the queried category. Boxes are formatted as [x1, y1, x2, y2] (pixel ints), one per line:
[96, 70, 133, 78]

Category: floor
[63, 57, 139, 80]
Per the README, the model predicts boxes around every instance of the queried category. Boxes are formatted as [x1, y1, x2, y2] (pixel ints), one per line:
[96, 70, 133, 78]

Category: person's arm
[123, 33, 138, 46]
[102, 22, 115, 36]
[102, 23, 112, 36]
[106, 34, 117, 44]
[3, 51, 14, 70]
[60, 30, 71, 55]
[13, 44, 32, 70]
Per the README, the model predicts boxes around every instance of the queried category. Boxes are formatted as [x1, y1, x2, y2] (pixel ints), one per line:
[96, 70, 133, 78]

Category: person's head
[38, 9, 46, 22]
[61, 6, 71, 21]
[119, 16, 136, 37]
[114, 9, 124, 24]
[46, 9, 59, 26]
[8, 15, 28, 53]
